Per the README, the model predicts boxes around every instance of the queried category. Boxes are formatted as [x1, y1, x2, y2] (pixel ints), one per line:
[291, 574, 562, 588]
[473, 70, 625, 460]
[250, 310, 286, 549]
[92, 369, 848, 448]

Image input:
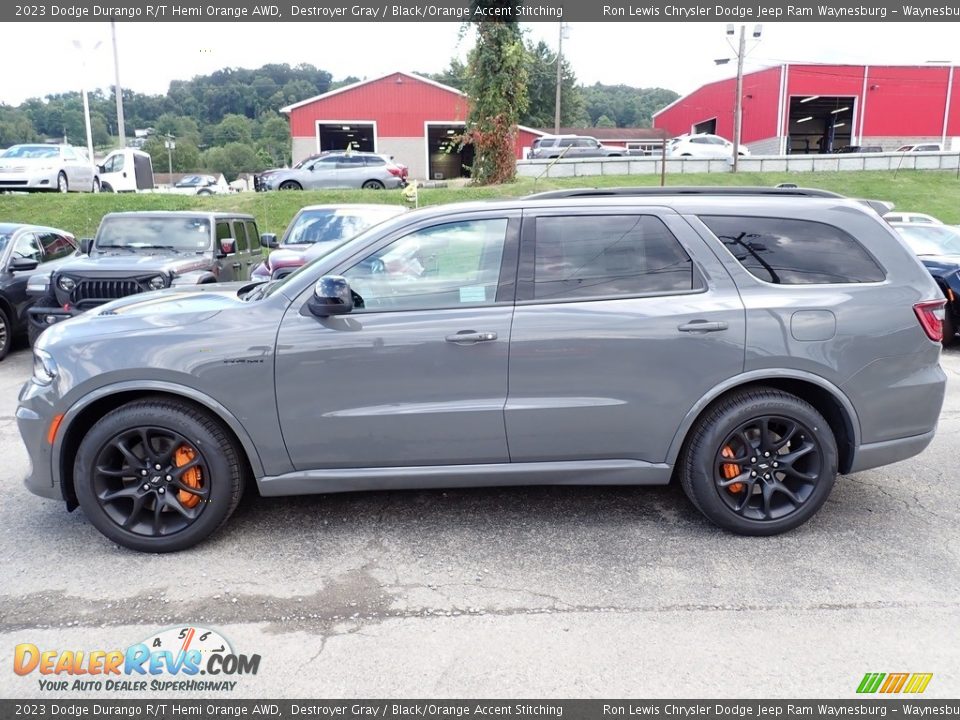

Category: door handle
[445, 330, 498, 344]
[232, 262, 242, 271]
[677, 320, 729, 333]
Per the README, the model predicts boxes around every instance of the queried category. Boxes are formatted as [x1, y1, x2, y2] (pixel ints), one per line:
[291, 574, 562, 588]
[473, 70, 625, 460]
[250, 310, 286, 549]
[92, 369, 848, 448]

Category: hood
[0, 156, 59, 169]
[919, 255, 960, 274]
[40, 283, 251, 343]
[58, 252, 209, 274]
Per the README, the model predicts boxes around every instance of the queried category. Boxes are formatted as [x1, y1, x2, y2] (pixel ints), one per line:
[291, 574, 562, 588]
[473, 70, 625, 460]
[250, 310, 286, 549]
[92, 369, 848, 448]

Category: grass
[2, 170, 960, 238]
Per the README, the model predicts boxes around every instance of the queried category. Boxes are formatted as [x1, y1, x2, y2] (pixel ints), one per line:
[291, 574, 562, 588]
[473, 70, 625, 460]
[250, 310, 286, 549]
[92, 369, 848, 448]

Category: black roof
[525, 186, 843, 200]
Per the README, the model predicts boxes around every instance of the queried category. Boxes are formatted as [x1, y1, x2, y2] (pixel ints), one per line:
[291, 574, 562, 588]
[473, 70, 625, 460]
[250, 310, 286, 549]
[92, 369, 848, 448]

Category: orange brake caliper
[174, 445, 203, 509]
[721, 445, 744, 494]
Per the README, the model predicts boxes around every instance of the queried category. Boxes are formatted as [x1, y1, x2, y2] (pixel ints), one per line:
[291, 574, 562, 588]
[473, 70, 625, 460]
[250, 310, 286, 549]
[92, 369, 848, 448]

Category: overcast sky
[4, 22, 959, 106]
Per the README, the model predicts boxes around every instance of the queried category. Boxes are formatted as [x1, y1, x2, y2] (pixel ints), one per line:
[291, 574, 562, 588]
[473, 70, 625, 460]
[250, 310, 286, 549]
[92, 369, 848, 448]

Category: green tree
[212, 114, 254, 146]
[522, 40, 587, 129]
[256, 114, 291, 166]
[463, 10, 529, 185]
[594, 114, 616, 128]
[201, 142, 262, 180]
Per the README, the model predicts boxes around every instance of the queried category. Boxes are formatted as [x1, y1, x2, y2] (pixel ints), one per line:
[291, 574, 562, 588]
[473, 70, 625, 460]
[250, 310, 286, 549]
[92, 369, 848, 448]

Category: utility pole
[111, 22, 126, 147]
[732, 26, 746, 173]
[726, 24, 762, 173]
[164, 134, 176, 182]
[553, 23, 569, 135]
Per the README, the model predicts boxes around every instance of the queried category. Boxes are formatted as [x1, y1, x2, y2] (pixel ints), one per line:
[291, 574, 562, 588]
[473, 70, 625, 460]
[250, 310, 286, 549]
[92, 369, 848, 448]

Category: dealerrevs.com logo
[13, 626, 260, 693]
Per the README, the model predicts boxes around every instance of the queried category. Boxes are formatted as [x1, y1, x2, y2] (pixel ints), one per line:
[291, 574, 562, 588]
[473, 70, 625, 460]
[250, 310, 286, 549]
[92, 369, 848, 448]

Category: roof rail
[524, 186, 845, 200]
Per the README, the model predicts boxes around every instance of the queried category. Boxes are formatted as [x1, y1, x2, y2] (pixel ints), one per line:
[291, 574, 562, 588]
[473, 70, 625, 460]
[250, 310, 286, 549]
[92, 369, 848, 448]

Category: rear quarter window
[700, 216, 886, 285]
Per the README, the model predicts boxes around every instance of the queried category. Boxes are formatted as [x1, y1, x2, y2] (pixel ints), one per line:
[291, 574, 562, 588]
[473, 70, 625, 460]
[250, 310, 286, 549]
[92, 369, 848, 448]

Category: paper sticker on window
[459, 286, 486, 303]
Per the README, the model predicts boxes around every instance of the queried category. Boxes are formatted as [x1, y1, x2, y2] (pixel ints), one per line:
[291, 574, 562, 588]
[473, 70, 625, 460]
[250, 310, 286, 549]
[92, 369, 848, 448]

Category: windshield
[282, 208, 398, 247]
[292, 155, 322, 169]
[1, 145, 59, 159]
[96, 216, 212, 252]
[896, 225, 960, 256]
[176, 176, 204, 186]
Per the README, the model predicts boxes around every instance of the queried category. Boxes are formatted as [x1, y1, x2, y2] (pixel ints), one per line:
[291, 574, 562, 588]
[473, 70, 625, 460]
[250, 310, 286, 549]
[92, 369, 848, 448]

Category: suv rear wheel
[74, 398, 245, 552]
[679, 388, 837, 535]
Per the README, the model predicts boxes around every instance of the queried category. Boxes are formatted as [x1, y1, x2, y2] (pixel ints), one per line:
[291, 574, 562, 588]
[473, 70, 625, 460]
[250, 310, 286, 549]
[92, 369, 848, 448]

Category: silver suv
[528, 135, 624, 159]
[17, 188, 947, 551]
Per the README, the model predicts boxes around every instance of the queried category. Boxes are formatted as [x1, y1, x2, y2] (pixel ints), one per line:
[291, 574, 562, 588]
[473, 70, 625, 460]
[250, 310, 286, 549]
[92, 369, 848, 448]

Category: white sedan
[883, 212, 942, 225]
[668, 133, 750, 159]
[0, 144, 100, 193]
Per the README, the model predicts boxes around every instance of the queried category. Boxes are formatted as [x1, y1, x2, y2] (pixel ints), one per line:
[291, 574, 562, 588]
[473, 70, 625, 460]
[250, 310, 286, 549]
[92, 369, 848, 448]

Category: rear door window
[232, 221, 249, 253]
[531, 215, 700, 301]
[700, 216, 885, 284]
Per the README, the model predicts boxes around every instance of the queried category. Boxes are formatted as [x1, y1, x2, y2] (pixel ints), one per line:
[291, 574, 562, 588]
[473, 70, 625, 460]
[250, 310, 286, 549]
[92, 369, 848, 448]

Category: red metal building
[654, 64, 959, 154]
[282, 71, 544, 180]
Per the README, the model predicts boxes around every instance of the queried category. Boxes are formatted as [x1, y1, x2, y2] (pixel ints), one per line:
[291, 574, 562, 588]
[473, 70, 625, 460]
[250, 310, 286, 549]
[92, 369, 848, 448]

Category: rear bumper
[848, 428, 937, 474]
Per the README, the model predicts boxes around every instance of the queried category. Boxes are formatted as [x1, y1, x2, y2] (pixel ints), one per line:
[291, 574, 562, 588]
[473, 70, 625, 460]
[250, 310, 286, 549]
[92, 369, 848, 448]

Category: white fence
[516, 151, 960, 179]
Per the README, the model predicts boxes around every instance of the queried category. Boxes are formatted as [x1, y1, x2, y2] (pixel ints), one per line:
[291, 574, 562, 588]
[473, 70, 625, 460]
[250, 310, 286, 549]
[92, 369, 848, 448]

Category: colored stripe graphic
[904, 674, 934, 694]
[857, 673, 885, 693]
[857, 672, 932, 694]
[880, 673, 909, 693]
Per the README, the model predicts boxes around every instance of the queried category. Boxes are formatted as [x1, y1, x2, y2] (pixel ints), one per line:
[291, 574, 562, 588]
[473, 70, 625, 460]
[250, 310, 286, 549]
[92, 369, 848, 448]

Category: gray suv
[27, 211, 262, 337]
[17, 188, 947, 552]
[529, 135, 624, 159]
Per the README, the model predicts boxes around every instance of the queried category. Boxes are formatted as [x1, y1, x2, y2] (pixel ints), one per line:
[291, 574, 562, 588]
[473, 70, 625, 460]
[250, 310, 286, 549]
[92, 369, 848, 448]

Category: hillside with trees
[0, 55, 678, 181]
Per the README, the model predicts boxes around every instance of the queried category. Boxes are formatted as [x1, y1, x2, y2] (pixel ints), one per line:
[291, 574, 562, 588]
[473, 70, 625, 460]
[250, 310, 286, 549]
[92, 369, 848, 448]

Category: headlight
[33, 348, 58, 386]
[58, 276, 76, 292]
[148, 275, 166, 290]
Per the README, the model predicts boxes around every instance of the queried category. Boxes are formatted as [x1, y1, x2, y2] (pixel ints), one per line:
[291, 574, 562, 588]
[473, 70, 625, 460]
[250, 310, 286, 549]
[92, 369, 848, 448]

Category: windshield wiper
[244, 280, 276, 302]
[139, 245, 185, 253]
[97, 245, 138, 253]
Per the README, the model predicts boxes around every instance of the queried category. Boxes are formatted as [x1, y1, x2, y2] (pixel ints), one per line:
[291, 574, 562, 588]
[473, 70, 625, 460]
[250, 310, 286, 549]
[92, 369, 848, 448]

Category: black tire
[278, 181, 302, 191]
[679, 387, 837, 536]
[57, 172, 69, 193]
[197, 189, 212, 196]
[27, 321, 43, 347]
[73, 398, 245, 552]
[943, 308, 956, 347]
[362, 179, 385, 190]
[0, 308, 11, 361]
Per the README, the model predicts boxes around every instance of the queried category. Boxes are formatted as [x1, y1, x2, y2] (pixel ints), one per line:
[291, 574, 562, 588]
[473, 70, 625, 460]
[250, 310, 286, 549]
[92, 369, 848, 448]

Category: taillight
[914, 300, 947, 342]
[386, 166, 402, 177]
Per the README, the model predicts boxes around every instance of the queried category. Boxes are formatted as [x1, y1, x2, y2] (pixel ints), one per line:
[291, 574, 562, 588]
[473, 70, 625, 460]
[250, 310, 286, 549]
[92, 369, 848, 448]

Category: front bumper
[16, 383, 60, 501]
[27, 303, 82, 332]
[0, 169, 58, 191]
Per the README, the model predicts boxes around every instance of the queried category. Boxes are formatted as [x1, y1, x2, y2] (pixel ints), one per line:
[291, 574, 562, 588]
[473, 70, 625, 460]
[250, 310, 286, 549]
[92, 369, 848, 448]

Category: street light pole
[732, 26, 746, 173]
[72, 39, 102, 189]
[553, 22, 565, 135]
[111, 21, 126, 147]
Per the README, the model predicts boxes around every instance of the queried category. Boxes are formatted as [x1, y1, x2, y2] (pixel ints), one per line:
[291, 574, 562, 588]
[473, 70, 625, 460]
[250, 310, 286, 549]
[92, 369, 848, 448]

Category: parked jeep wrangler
[28, 211, 262, 339]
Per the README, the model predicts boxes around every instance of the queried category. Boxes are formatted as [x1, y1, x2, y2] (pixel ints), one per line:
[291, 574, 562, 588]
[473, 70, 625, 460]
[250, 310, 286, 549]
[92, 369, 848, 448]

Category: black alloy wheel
[713, 416, 823, 522]
[90, 426, 211, 537]
[74, 398, 245, 552]
[679, 388, 837, 535]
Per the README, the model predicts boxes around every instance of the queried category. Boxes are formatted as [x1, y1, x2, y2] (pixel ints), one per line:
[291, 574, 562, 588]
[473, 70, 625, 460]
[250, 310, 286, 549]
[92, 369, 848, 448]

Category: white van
[98, 148, 154, 192]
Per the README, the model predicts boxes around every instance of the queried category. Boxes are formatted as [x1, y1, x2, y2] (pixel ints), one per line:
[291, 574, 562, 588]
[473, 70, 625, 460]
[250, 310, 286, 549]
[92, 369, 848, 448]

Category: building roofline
[653, 65, 782, 120]
[281, 71, 466, 113]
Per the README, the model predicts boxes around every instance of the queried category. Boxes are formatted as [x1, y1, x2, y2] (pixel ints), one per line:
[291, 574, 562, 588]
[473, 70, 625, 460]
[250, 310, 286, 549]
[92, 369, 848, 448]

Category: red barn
[282, 71, 545, 180]
[654, 64, 959, 154]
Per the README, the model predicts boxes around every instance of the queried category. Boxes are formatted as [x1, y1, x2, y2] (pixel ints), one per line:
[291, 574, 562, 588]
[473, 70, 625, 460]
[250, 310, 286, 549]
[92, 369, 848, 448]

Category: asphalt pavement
[1, 336, 958, 698]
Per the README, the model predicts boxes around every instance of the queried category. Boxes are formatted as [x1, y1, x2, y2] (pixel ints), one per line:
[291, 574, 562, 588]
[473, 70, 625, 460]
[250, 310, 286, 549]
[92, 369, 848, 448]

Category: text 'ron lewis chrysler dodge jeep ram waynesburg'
[17, 188, 948, 552]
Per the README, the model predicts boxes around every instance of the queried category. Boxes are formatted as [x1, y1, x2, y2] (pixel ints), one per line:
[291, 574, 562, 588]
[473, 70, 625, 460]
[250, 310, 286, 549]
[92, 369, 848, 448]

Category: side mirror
[97, 164, 106, 174]
[307, 275, 353, 317]
[260, 233, 279, 249]
[218, 239, 235, 257]
[79, 238, 94, 255]
[8, 256, 39, 272]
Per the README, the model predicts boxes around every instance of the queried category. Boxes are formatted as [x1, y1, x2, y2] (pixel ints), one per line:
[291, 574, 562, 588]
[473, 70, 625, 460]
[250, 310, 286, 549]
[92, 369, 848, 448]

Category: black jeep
[28, 211, 263, 338]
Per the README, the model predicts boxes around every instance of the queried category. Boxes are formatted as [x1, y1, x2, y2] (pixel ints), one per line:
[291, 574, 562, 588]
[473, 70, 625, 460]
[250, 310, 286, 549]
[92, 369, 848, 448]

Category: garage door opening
[787, 96, 855, 154]
[426, 124, 474, 180]
[693, 118, 717, 135]
[317, 122, 376, 153]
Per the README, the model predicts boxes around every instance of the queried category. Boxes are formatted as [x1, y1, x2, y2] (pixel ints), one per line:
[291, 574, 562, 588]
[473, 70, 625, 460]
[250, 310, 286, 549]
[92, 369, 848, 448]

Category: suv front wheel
[74, 398, 245, 552]
[679, 388, 837, 535]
